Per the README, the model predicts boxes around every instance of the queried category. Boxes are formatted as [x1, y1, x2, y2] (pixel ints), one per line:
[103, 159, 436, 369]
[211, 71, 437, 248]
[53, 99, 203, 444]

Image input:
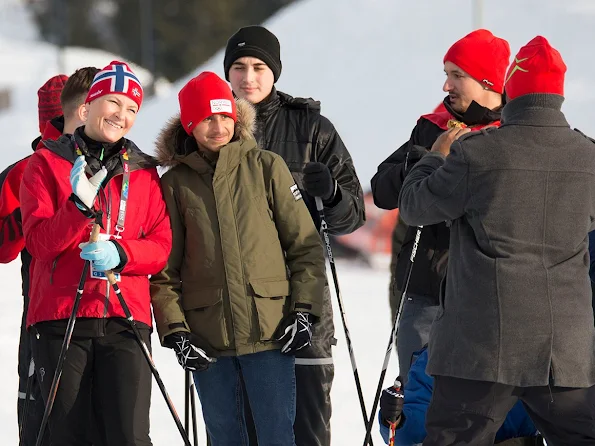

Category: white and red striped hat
[85, 60, 143, 109]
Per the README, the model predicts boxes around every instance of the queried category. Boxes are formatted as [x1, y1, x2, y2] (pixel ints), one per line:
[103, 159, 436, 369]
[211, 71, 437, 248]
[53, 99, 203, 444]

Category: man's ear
[78, 103, 89, 123]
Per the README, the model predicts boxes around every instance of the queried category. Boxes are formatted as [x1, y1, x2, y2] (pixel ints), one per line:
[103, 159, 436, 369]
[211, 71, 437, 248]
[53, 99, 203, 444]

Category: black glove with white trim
[380, 376, 405, 426]
[164, 331, 216, 372]
[275, 312, 314, 355]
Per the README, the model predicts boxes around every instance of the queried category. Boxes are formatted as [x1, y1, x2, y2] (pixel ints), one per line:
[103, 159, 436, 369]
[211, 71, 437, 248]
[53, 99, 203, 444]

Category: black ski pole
[185, 371, 190, 434]
[314, 196, 373, 446]
[102, 249, 192, 446]
[35, 224, 101, 446]
[185, 370, 199, 446]
[190, 375, 199, 446]
[362, 226, 423, 446]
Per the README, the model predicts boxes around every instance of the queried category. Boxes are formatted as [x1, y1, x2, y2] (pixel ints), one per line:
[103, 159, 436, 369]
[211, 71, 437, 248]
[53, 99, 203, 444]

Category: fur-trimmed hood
[155, 97, 256, 167]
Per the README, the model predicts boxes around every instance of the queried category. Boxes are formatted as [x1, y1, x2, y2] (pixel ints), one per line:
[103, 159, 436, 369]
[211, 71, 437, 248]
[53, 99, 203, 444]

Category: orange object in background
[333, 192, 399, 268]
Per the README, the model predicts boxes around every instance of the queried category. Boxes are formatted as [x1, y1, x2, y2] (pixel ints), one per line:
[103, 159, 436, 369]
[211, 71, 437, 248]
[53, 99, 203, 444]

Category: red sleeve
[20, 151, 91, 262]
[117, 168, 172, 276]
[0, 159, 28, 263]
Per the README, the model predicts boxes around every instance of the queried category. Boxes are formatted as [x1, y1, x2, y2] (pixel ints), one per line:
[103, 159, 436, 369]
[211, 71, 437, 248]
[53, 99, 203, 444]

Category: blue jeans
[397, 294, 440, 384]
[193, 349, 296, 446]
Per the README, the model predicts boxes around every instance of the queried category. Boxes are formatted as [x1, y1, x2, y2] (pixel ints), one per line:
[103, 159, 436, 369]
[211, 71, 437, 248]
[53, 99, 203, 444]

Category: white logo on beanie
[238, 42, 246, 47]
[89, 89, 103, 99]
[210, 99, 232, 114]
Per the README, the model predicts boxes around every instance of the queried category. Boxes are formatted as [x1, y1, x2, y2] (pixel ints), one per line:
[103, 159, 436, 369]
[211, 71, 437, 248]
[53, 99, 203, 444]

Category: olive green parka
[150, 99, 326, 356]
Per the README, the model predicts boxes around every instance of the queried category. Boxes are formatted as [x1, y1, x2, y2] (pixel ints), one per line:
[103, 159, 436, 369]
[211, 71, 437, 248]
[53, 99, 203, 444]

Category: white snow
[0, 0, 593, 444]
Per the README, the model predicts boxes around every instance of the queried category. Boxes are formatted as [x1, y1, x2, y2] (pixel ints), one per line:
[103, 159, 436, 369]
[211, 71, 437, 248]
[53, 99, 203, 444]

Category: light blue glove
[79, 241, 121, 271]
[70, 156, 107, 210]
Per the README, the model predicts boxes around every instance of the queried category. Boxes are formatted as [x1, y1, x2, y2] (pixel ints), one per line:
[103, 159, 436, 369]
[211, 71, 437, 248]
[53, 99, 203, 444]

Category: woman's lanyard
[74, 139, 130, 238]
[114, 150, 130, 238]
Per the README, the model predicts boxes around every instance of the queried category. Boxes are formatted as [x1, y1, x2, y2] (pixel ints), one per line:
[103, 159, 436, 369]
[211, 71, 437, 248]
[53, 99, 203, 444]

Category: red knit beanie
[38, 74, 68, 133]
[504, 36, 566, 100]
[85, 60, 143, 109]
[443, 29, 511, 94]
[178, 71, 237, 135]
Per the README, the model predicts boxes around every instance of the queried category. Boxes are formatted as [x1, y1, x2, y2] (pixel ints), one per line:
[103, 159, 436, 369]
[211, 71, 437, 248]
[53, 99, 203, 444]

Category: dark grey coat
[398, 94, 595, 387]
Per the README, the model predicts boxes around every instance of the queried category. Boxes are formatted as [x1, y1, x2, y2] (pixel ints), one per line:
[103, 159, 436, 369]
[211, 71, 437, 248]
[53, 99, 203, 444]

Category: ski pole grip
[89, 223, 101, 243]
[315, 196, 324, 211]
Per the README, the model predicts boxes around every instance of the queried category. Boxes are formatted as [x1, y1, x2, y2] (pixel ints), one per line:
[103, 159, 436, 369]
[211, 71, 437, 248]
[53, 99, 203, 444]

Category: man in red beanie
[398, 35, 595, 445]
[1, 68, 99, 446]
[371, 29, 510, 382]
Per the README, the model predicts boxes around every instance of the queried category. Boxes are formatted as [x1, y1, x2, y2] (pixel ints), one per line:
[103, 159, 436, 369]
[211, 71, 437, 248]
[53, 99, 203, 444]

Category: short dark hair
[60, 67, 100, 117]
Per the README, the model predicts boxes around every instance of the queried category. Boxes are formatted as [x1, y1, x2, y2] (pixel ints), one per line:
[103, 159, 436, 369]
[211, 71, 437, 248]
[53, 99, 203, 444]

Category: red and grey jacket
[21, 129, 172, 328]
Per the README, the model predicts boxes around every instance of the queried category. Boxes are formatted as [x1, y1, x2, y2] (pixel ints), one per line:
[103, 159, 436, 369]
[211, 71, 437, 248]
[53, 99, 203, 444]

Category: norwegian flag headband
[85, 60, 143, 109]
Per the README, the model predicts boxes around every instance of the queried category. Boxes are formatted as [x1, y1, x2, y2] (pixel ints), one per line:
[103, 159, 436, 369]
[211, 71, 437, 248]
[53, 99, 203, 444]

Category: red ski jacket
[21, 132, 172, 328]
[0, 122, 62, 263]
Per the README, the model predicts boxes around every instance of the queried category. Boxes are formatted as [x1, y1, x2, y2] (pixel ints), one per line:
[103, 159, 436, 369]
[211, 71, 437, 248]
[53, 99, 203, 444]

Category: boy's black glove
[164, 331, 216, 372]
[275, 312, 313, 355]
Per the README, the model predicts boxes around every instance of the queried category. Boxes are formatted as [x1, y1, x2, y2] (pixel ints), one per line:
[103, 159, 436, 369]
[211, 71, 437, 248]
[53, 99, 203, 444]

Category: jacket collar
[443, 96, 502, 126]
[177, 137, 258, 176]
[501, 94, 568, 128]
[254, 88, 281, 122]
[41, 130, 156, 173]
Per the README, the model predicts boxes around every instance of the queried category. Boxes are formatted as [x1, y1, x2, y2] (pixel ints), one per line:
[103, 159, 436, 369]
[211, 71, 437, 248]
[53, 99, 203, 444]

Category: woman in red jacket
[20, 61, 172, 445]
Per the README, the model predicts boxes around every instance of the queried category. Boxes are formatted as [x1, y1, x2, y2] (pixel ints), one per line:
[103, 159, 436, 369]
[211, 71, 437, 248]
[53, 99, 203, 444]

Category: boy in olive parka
[151, 71, 326, 445]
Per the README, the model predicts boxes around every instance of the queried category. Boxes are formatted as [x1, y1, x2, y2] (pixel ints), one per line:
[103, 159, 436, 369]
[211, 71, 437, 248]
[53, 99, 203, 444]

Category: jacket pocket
[182, 287, 230, 350]
[251, 279, 291, 341]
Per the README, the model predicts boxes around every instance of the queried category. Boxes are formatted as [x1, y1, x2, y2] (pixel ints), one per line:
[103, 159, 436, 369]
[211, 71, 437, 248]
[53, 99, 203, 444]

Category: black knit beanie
[224, 26, 282, 83]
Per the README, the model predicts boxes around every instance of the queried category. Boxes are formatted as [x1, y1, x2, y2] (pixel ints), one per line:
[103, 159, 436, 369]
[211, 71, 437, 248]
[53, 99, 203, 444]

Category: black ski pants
[31, 327, 152, 446]
[18, 296, 49, 446]
[424, 375, 595, 446]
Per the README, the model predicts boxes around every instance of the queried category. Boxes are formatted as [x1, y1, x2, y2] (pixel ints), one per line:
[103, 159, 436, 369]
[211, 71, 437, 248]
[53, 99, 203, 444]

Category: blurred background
[2, 0, 595, 268]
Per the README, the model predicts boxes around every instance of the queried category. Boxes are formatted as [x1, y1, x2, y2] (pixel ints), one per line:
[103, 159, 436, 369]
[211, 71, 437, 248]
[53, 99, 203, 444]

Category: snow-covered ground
[0, 0, 594, 443]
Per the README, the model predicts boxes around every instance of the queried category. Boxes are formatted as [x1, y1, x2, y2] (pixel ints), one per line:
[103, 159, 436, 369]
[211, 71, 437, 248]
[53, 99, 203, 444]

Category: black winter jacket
[371, 98, 501, 301]
[253, 89, 365, 236]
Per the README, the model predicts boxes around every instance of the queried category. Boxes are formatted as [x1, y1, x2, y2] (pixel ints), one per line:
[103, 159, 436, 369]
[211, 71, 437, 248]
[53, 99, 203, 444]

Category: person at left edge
[20, 60, 172, 446]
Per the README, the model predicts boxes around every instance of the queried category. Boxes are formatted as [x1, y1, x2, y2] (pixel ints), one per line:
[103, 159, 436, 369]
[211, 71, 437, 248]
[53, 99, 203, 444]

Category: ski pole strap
[114, 150, 130, 238]
[388, 422, 397, 446]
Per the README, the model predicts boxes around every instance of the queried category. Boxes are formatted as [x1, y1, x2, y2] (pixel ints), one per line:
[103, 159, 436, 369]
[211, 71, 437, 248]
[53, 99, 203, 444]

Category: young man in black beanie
[224, 25, 365, 446]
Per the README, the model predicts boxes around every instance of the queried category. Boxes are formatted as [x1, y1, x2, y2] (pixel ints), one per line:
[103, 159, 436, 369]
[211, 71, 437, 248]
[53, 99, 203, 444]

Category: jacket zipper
[103, 183, 112, 318]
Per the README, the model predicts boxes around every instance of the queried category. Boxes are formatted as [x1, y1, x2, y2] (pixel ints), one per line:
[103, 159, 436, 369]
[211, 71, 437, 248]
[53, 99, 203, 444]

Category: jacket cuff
[159, 321, 191, 346]
[321, 183, 350, 215]
[68, 193, 97, 219]
[291, 298, 322, 319]
[322, 180, 341, 207]
[110, 240, 128, 273]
